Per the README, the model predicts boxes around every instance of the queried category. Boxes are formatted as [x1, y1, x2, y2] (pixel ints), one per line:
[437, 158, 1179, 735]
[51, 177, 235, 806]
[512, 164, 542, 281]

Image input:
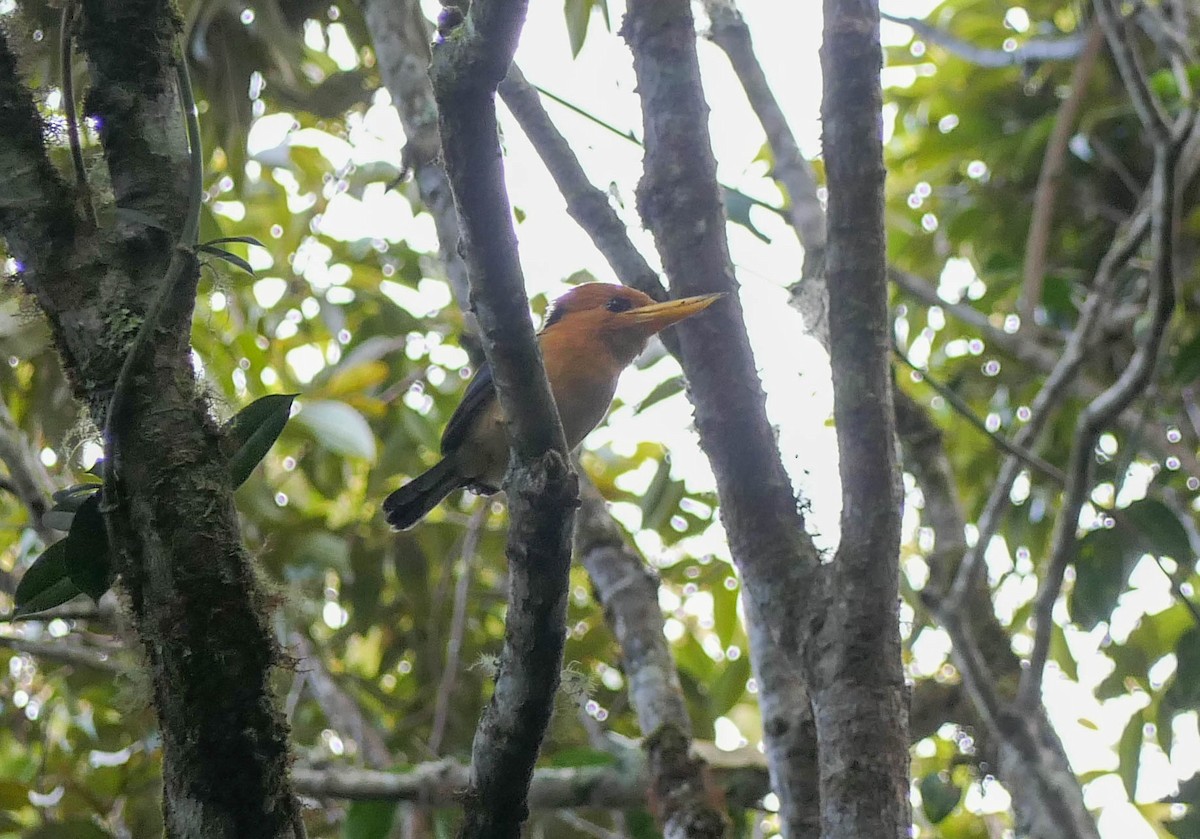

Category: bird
[383, 283, 722, 530]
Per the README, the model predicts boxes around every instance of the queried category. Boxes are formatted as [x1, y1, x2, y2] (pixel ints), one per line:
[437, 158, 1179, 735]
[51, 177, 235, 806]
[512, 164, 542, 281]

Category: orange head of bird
[541, 283, 723, 364]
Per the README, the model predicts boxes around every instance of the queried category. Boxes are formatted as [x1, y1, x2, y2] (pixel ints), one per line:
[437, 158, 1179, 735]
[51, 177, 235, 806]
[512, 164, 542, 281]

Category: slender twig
[498, 67, 669, 307]
[1020, 134, 1183, 708]
[428, 503, 487, 755]
[893, 348, 1066, 484]
[1020, 24, 1104, 325]
[702, 0, 825, 274]
[945, 195, 1154, 611]
[1094, 0, 1171, 145]
[0, 634, 124, 674]
[882, 12, 1088, 67]
[526, 80, 785, 218]
[529, 83, 640, 144]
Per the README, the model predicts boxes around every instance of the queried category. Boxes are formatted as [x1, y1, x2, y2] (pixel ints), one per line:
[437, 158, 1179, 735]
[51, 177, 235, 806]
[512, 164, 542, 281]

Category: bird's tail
[383, 457, 463, 530]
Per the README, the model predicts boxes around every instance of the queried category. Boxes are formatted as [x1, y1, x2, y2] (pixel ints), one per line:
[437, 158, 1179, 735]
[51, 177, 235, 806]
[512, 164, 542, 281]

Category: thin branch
[0, 633, 125, 674]
[891, 264, 1200, 477]
[575, 476, 729, 837]
[291, 755, 769, 810]
[702, 0, 826, 277]
[1020, 23, 1104, 325]
[497, 66, 669, 305]
[895, 389, 1100, 839]
[358, 0, 478, 352]
[1093, 0, 1172, 145]
[530, 83, 640, 144]
[1021, 128, 1186, 708]
[882, 12, 1088, 68]
[292, 632, 392, 770]
[429, 3, 579, 836]
[893, 349, 1066, 484]
[945, 191, 1156, 611]
[428, 503, 486, 756]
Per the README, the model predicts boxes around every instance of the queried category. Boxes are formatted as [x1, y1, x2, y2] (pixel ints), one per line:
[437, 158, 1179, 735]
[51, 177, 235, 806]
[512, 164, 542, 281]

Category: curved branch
[882, 12, 1087, 67]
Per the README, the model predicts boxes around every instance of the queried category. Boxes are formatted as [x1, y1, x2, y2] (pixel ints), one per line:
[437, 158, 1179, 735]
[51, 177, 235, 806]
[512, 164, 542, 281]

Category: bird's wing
[440, 360, 497, 455]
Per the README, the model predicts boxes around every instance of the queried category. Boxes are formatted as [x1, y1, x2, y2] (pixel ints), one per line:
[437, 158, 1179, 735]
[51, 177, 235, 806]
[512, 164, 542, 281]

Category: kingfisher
[383, 283, 722, 529]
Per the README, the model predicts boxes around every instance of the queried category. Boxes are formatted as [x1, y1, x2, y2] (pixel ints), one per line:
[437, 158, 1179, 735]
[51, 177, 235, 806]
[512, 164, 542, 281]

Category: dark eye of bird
[605, 297, 633, 313]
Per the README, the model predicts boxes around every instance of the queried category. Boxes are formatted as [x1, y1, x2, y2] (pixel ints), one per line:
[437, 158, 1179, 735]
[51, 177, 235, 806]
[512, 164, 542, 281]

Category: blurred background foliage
[1, 0, 1200, 837]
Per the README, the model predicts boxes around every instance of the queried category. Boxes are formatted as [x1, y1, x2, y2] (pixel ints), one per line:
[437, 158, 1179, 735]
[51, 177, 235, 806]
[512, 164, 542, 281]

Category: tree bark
[426, 2, 579, 836]
[816, 1, 911, 836]
[1, 3, 303, 836]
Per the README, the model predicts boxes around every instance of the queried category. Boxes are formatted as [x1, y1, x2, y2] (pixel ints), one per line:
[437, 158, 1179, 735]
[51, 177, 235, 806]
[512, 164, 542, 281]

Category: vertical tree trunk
[817, 1, 912, 835]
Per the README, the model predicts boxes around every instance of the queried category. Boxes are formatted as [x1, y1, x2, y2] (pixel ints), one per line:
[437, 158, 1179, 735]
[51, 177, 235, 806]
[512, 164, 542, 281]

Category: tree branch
[428, 3, 578, 836]
[357, 0, 478, 353]
[291, 756, 770, 810]
[428, 503, 486, 756]
[882, 12, 1088, 68]
[0, 633, 125, 674]
[621, 3, 823, 833]
[575, 477, 728, 838]
[891, 264, 1200, 476]
[895, 389, 1100, 839]
[1019, 32, 1192, 704]
[292, 632, 392, 770]
[946, 185, 1157, 611]
[1020, 23, 1105, 325]
[701, 0, 825, 280]
[497, 66, 668, 304]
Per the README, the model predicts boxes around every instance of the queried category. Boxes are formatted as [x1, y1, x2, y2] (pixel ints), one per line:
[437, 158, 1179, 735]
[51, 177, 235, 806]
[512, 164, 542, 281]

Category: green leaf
[635, 376, 684, 413]
[712, 576, 740, 649]
[721, 186, 772, 243]
[197, 244, 256, 276]
[1121, 498, 1194, 563]
[919, 771, 961, 824]
[1069, 528, 1132, 630]
[13, 541, 83, 616]
[201, 235, 266, 248]
[344, 800, 398, 839]
[1118, 708, 1144, 801]
[709, 656, 751, 717]
[64, 493, 112, 602]
[294, 400, 377, 460]
[224, 393, 298, 488]
[564, 0, 597, 58]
